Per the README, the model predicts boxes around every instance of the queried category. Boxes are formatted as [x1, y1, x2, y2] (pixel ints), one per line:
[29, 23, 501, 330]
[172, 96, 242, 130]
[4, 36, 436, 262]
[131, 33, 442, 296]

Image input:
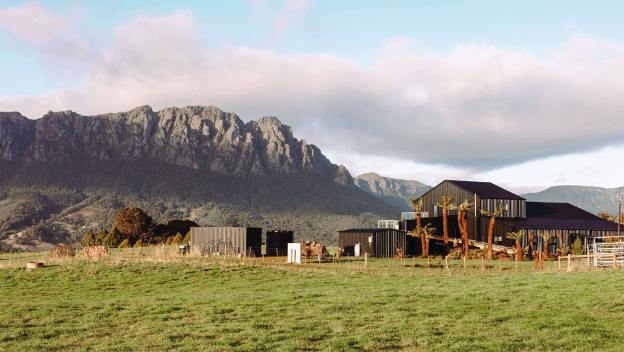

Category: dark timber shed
[338, 229, 407, 258]
[190, 227, 262, 257]
[265, 230, 294, 256]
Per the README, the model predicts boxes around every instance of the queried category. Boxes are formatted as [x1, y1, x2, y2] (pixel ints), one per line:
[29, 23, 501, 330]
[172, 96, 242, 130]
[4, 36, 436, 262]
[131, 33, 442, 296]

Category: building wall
[190, 227, 261, 257]
[265, 230, 294, 256]
[416, 180, 477, 217]
[339, 231, 373, 256]
[372, 229, 407, 258]
[480, 198, 526, 218]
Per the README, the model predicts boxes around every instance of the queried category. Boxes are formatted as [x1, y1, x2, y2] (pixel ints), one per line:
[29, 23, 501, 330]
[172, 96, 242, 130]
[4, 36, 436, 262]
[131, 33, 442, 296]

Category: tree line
[80, 207, 196, 248]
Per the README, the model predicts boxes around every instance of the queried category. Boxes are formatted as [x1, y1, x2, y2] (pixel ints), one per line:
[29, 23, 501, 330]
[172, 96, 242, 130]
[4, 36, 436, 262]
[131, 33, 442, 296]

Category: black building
[338, 229, 409, 258]
[402, 180, 620, 252]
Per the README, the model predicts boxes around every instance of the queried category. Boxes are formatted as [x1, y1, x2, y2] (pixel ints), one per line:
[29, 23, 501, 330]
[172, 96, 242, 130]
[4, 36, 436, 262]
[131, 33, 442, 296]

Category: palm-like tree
[480, 206, 503, 260]
[457, 200, 473, 258]
[410, 198, 425, 256]
[436, 195, 455, 246]
[505, 230, 525, 261]
[407, 223, 436, 258]
[421, 223, 436, 258]
[539, 231, 553, 258]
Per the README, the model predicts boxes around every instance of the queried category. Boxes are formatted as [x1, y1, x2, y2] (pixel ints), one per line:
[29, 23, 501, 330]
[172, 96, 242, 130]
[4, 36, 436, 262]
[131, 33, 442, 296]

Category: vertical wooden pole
[463, 256, 466, 271]
[567, 254, 571, 272]
[445, 256, 449, 270]
[481, 256, 484, 271]
[364, 253, 368, 269]
[515, 256, 518, 270]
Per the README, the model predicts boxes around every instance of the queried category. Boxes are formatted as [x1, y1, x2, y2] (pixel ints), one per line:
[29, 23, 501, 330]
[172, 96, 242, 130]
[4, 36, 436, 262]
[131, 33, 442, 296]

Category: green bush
[81, 232, 96, 246]
[182, 231, 191, 245]
[572, 238, 583, 255]
[171, 232, 183, 245]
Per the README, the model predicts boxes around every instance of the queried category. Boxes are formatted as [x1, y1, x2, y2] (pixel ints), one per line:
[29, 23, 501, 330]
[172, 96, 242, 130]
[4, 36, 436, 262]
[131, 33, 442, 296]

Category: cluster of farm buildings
[189, 180, 622, 260]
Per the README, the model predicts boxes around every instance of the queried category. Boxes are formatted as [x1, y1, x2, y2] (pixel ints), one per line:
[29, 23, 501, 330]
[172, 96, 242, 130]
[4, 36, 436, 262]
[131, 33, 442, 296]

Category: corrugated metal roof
[526, 201, 599, 220]
[497, 202, 620, 231]
[447, 180, 525, 200]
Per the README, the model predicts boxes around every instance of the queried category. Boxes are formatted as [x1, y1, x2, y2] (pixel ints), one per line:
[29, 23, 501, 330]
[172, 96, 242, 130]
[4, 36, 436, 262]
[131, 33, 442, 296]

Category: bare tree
[436, 195, 455, 246]
[506, 230, 525, 261]
[481, 206, 503, 260]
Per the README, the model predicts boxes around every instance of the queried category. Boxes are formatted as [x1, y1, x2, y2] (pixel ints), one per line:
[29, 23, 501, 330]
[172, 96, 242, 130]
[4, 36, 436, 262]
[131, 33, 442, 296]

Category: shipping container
[190, 227, 262, 257]
[265, 230, 294, 256]
[338, 229, 407, 258]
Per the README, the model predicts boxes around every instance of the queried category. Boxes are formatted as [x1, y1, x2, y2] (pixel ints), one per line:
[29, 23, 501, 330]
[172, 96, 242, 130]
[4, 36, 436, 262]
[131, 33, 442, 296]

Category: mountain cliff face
[354, 172, 431, 211]
[0, 106, 397, 250]
[0, 106, 350, 185]
[523, 185, 624, 215]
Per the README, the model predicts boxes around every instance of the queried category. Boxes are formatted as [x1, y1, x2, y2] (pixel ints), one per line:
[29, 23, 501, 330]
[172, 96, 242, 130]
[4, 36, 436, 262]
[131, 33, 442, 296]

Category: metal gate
[592, 236, 624, 267]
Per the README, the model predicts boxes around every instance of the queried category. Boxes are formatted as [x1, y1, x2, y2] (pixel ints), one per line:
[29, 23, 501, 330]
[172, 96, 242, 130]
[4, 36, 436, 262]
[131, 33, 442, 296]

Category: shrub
[81, 232, 96, 247]
[133, 239, 143, 248]
[171, 232, 183, 245]
[572, 238, 583, 255]
[182, 231, 191, 245]
[118, 239, 131, 248]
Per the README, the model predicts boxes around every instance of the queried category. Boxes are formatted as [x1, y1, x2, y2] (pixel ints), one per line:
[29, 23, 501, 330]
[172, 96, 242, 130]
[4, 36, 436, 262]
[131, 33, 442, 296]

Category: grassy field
[1, 252, 624, 351]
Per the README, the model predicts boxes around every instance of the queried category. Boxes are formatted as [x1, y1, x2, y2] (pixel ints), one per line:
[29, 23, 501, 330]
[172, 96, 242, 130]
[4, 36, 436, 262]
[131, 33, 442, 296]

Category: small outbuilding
[265, 230, 294, 256]
[190, 227, 262, 257]
[338, 229, 408, 258]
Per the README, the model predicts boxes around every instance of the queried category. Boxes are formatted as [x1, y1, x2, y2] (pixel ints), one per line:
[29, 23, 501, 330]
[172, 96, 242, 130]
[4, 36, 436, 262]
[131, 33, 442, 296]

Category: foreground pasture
[1, 254, 624, 351]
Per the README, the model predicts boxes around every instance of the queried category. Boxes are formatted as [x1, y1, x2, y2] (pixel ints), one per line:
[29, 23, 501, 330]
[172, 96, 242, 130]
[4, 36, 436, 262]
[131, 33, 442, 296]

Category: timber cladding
[415, 180, 526, 218]
[190, 227, 262, 257]
[338, 229, 407, 258]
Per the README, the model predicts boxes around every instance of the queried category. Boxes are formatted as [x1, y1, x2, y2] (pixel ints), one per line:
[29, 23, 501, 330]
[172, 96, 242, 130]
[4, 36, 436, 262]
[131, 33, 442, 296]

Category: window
[434, 204, 438, 217]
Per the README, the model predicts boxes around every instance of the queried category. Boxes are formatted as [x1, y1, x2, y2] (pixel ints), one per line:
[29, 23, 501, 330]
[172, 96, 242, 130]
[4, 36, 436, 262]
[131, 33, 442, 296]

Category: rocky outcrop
[0, 105, 351, 184]
[355, 172, 431, 210]
[0, 112, 35, 161]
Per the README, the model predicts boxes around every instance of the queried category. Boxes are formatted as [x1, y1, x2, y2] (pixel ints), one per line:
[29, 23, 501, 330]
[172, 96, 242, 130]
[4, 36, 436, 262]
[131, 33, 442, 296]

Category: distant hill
[354, 172, 431, 211]
[523, 185, 624, 215]
[0, 105, 399, 250]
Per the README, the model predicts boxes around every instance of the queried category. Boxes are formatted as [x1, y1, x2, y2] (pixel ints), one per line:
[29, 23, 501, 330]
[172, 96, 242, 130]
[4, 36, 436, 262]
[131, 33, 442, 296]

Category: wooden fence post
[567, 254, 571, 272]
[364, 253, 368, 269]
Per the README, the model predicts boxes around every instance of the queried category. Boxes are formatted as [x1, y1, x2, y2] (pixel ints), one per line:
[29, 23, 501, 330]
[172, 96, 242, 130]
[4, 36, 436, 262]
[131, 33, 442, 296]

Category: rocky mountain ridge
[0, 105, 398, 250]
[354, 172, 432, 211]
[0, 105, 351, 185]
[522, 185, 624, 215]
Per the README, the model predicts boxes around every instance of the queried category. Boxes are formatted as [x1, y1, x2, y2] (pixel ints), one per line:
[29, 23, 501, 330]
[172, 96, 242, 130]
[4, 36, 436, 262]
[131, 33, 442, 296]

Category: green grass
[1, 256, 624, 351]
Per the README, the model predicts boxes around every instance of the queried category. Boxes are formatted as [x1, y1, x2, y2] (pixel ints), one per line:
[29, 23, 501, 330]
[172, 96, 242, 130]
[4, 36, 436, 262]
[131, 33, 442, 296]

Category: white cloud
[0, 2, 92, 61]
[1, 4, 624, 189]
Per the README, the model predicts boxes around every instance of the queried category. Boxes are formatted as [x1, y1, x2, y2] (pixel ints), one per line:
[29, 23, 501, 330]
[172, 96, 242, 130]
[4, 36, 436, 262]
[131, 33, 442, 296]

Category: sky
[0, 0, 623, 192]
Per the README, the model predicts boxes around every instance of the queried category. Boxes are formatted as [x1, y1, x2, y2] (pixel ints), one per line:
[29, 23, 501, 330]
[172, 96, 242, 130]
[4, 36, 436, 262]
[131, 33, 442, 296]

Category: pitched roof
[446, 180, 525, 200]
[526, 202, 600, 220]
[497, 201, 620, 231]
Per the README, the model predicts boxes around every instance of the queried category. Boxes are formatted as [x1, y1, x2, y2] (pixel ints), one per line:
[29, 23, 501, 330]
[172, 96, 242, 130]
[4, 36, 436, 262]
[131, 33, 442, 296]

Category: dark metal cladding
[415, 180, 527, 219]
[338, 229, 407, 258]
[190, 227, 262, 257]
[265, 230, 294, 256]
